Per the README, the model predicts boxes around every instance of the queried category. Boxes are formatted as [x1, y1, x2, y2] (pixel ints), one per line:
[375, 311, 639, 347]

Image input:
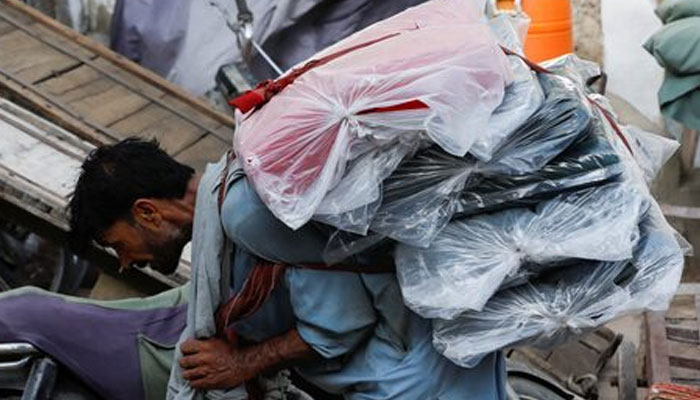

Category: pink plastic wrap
[233, 0, 513, 229]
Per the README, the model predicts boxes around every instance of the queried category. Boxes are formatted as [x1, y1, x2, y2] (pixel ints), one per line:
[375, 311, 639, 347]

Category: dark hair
[68, 138, 194, 253]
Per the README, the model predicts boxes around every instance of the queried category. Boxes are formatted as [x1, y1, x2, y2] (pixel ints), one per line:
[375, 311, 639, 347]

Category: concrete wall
[601, 0, 664, 125]
[572, 0, 604, 65]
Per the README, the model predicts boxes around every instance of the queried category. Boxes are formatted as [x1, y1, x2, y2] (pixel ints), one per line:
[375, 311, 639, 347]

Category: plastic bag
[369, 146, 474, 247]
[432, 205, 685, 368]
[621, 125, 680, 185]
[469, 12, 544, 162]
[234, 0, 512, 229]
[456, 132, 624, 217]
[313, 136, 420, 234]
[363, 71, 590, 247]
[476, 73, 594, 176]
[395, 182, 648, 319]
[542, 54, 602, 92]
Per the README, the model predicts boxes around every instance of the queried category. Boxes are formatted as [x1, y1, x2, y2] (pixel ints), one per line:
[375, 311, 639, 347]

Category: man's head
[68, 138, 196, 274]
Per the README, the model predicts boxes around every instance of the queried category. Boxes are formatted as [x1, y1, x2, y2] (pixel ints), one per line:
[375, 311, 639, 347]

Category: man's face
[99, 215, 190, 275]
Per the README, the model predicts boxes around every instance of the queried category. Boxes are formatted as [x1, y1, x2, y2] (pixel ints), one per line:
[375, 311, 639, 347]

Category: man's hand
[179, 338, 258, 389]
[179, 329, 314, 390]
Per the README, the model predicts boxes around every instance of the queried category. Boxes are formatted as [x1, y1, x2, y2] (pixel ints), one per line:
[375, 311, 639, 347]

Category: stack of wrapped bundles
[231, 0, 687, 367]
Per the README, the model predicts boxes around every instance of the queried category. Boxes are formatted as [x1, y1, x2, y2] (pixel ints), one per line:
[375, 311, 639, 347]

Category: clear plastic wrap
[469, 13, 544, 162]
[312, 136, 420, 234]
[455, 132, 624, 217]
[369, 146, 474, 247]
[541, 54, 602, 92]
[364, 72, 591, 247]
[395, 182, 648, 319]
[431, 205, 685, 368]
[476, 73, 594, 176]
[234, 0, 512, 230]
[621, 125, 680, 185]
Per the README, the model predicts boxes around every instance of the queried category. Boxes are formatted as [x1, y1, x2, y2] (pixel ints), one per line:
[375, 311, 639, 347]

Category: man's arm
[179, 329, 314, 390]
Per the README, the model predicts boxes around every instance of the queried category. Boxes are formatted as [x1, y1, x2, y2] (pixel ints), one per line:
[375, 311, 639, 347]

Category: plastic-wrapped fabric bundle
[455, 130, 624, 217]
[431, 206, 685, 368]
[367, 146, 474, 246]
[468, 13, 544, 162]
[364, 72, 592, 247]
[476, 73, 594, 176]
[234, 0, 512, 230]
[394, 182, 648, 319]
[313, 137, 420, 234]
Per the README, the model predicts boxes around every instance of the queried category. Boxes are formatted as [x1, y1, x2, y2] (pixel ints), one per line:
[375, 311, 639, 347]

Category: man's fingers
[182, 367, 207, 381]
[188, 378, 211, 390]
[179, 355, 201, 369]
[180, 339, 201, 355]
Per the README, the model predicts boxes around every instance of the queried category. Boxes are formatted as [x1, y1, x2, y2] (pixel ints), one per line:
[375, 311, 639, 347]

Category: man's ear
[131, 199, 162, 229]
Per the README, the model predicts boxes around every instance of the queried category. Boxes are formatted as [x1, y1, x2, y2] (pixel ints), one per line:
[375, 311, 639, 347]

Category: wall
[601, 0, 664, 125]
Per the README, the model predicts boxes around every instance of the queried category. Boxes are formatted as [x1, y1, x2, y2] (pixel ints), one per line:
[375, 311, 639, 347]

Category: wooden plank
[89, 57, 164, 101]
[26, 22, 96, 61]
[175, 136, 228, 173]
[669, 366, 700, 385]
[155, 90, 233, 142]
[680, 128, 698, 173]
[667, 295, 698, 320]
[1, 0, 235, 128]
[108, 103, 205, 155]
[36, 64, 101, 96]
[0, 18, 16, 36]
[646, 311, 673, 384]
[666, 327, 699, 344]
[668, 340, 700, 364]
[91, 57, 232, 141]
[0, 29, 81, 83]
[54, 77, 151, 127]
[0, 68, 116, 145]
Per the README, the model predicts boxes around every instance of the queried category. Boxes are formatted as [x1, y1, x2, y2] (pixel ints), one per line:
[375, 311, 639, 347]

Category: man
[68, 138, 506, 399]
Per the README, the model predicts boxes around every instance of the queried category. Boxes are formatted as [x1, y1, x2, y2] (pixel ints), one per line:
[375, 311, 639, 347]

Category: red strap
[588, 98, 634, 155]
[215, 260, 288, 338]
[230, 32, 404, 113]
[357, 99, 428, 115]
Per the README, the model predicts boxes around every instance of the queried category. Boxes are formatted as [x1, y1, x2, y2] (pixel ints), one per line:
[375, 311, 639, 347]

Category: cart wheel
[617, 340, 637, 400]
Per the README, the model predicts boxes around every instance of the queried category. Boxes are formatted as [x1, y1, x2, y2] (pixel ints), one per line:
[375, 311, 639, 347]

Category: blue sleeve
[220, 178, 329, 264]
[221, 179, 377, 357]
[286, 269, 377, 359]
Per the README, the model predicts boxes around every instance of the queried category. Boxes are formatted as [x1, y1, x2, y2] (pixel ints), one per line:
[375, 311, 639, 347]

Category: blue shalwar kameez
[219, 177, 507, 400]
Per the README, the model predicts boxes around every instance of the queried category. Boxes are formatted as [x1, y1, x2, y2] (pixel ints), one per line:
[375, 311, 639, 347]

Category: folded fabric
[395, 182, 648, 319]
[644, 17, 700, 75]
[0, 286, 187, 400]
[234, 0, 511, 230]
[369, 145, 473, 247]
[476, 73, 593, 176]
[470, 14, 544, 162]
[644, 15, 700, 131]
[658, 72, 700, 132]
[432, 206, 684, 368]
[456, 132, 623, 217]
[656, 0, 700, 24]
[367, 72, 591, 247]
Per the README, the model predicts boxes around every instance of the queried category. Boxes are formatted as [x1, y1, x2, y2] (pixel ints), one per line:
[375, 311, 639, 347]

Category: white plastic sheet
[469, 12, 544, 162]
[234, 0, 512, 230]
